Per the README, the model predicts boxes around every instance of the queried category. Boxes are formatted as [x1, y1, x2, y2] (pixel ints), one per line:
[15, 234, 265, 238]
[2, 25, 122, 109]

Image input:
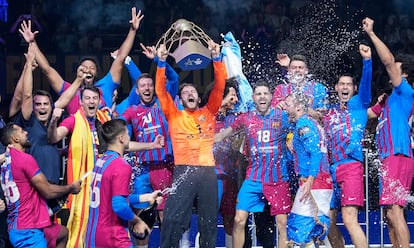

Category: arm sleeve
[206, 61, 227, 114]
[125, 58, 142, 83]
[155, 60, 177, 119]
[123, 58, 142, 107]
[115, 97, 131, 116]
[95, 72, 119, 108]
[128, 194, 141, 206]
[59, 115, 75, 134]
[395, 78, 414, 99]
[112, 195, 135, 221]
[162, 58, 179, 98]
[58, 81, 70, 95]
[357, 58, 373, 108]
[300, 125, 322, 177]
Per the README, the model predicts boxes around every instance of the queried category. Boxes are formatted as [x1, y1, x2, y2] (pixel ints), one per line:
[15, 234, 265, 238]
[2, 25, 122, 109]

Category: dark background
[0, 0, 413, 212]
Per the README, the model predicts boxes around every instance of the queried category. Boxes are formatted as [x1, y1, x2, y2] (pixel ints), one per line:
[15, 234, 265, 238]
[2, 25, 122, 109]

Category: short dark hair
[78, 56, 99, 69]
[252, 80, 271, 92]
[136, 73, 153, 87]
[34, 90, 53, 104]
[178, 83, 199, 99]
[80, 85, 100, 99]
[78, 56, 100, 79]
[101, 119, 127, 144]
[336, 72, 356, 85]
[0, 122, 16, 146]
[224, 77, 238, 98]
[395, 54, 414, 84]
[290, 54, 308, 66]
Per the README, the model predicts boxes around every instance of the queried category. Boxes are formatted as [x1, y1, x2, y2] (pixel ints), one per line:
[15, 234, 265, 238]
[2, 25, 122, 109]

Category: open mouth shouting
[36, 110, 49, 121]
[141, 91, 153, 102]
[187, 96, 196, 103]
[83, 73, 94, 85]
[38, 110, 48, 117]
[84, 104, 98, 117]
[339, 91, 351, 101]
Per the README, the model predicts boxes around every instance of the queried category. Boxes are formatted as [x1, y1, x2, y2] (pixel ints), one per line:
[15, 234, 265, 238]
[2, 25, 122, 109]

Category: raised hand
[24, 43, 38, 70]
[19, 20, 39, 43]
[76, 64, 90, 81]
[110, 49, 119, 60]
[129, 7, 144, 31]
[208, 40, 220, 59]
[157, 44, 168, 61]
[276, 53, 290, 67]
[359, 44, 371, 60]
[362, 17, 374, 34]
[140, 43, 156, 59]
[51, 108, 64, 122]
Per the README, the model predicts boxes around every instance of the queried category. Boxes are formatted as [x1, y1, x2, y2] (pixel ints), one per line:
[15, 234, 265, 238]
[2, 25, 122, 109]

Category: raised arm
[9, 44, 37, 118]
[276, 53, 290, 68]
[124, 43, 179, 106]
[109, 7, 144, 84]
[9, 69, 24, 118]
[54, 64, 87, 109]
[47, 108, 69, 144]
[362, 17, 401, 88]
[206, 40, 227, 114]
[155, 44, 177, 119]
[357, 44, 373, 107]
[19, 20, 65, 93]
[20, 44, 37, 120]
[141, 43, 179, 98]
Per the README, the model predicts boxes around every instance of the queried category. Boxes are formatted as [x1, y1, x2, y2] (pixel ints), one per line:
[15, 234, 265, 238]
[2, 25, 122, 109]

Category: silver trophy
[156, 19, 213, 71]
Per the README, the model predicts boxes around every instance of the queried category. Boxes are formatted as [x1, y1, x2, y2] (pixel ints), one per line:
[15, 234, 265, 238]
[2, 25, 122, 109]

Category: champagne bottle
[130, 193, 161, 240]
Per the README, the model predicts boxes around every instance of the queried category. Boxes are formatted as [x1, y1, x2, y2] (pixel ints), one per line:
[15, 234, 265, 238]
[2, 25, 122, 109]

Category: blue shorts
[236, 180, 266, 213]
[9, 228, 47, 248]
[236, 179, 291, 215]
[132, 166, 152, 209]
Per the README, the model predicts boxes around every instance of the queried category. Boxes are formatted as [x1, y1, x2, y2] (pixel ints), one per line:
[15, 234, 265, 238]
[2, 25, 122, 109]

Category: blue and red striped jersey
[232, 108, 290, 183]
[376, 78, 414, 160]
[121, 99, 173, 163]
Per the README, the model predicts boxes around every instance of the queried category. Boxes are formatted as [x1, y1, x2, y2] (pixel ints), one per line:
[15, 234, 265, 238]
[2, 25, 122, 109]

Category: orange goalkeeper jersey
[156, 61, 226, 166]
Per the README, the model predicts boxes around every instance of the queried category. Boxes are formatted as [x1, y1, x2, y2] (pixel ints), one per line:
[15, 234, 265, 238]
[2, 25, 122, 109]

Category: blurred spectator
[264, 1, 290, 37]
[246, 11, 275, 44]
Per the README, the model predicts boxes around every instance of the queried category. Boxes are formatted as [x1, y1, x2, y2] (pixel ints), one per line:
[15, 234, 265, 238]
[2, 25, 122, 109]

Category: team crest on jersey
[198, 115, 206, 122]
[272, 121, 280, 128]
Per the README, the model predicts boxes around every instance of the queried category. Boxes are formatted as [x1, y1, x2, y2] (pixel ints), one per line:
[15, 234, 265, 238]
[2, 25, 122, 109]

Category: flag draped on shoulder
[66, 109, 110, 248]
